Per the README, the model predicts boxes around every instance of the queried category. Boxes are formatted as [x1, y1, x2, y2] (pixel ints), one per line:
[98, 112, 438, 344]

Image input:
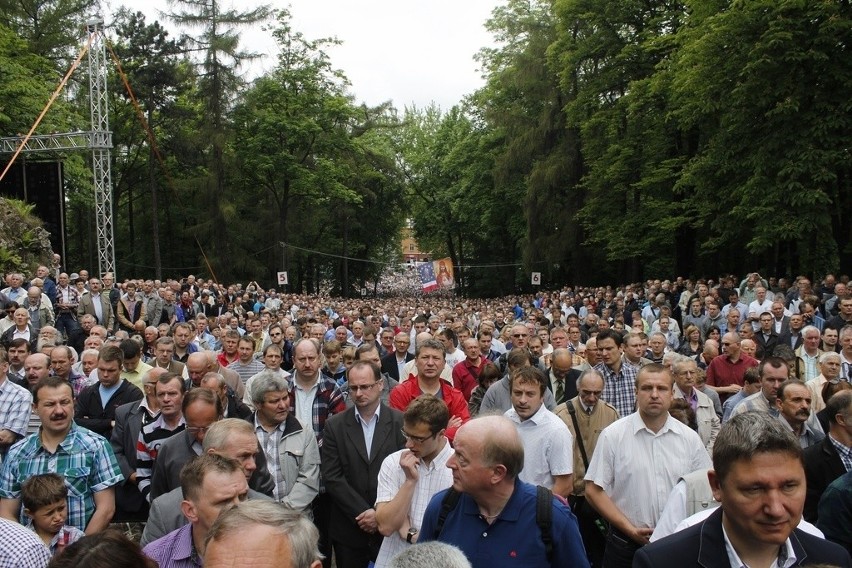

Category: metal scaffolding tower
[0, 17, 115, 277]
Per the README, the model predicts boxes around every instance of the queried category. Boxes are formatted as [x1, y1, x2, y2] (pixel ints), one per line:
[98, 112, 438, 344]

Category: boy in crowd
[21, 473, 85, 556]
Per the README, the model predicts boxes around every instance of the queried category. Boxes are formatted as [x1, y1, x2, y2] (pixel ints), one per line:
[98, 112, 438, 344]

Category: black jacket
[75, 379, 143, 438]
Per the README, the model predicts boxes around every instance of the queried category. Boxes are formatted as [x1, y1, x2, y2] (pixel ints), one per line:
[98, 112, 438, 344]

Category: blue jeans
[55, 311, 81, 341]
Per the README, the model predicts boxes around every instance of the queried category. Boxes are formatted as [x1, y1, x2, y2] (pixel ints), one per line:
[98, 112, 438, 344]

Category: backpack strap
[434, 488, 462, 539]
[536, 485, 553, 562]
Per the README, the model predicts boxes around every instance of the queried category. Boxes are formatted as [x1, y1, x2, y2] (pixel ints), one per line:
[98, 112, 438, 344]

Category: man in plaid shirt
[0, 349, 31, 457]
[0, 376, 122, 533]
[289, 338, 345, 568]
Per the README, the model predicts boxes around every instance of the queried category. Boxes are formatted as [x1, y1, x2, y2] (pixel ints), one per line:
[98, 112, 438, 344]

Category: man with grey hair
[794, 325, 823, 382]
[201, 372, 252, 420]
[204, 500, 323, 568]
[140, 418, 276, 546]
[250, 369, 320, 514]
[635, 412, 851, 567]
[389, 542, 471, 568]
[806, 351, 843, 414]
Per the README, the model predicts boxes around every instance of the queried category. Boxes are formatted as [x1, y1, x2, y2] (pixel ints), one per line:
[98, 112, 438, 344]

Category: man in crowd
[203, 501, 324, 568]
[706, 332, 758, 403]
[390, 339, 469, 442]
[731, 357, 790, 418]
[381, 332, 412, 383]
[419, 415, 590, 568]
[775, 379, 824, 448]
[634, 412, 850, 567]
[0, 348, 31, 457]
[322, 361, 406, 568]
[229, 336, 265, 385]
[74, 345, 143, 439]
[672, 356, 720, 453]
[143, 454, 248, 566]
[374, 395, 454, 567]
[505, 366, 574, 497]
[451, 337, 487, 401]
[594, 329, 639, 418]
[136, 372, 186, 500]
[555, 368, 618, 567]
[585, 364, 711, 567]
[0, 376, 123, 533]
[803, 390, 852, 523]
[250, 371, 320, 514]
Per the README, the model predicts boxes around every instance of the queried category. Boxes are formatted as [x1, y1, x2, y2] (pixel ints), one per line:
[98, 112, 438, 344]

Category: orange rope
[104, 40, 219, 286]
[0, 33, 94, 183]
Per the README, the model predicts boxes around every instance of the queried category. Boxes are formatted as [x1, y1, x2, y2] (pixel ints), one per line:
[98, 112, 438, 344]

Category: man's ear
[707, 469, 723, 503]
[180, 499, 198, 523]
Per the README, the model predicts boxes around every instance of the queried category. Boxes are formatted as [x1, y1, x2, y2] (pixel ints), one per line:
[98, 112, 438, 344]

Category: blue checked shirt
[0, 379, 32, 440]
[0, 423, 123, 530]
[829, 434, 852, 473]
[595, 358, 639, 418]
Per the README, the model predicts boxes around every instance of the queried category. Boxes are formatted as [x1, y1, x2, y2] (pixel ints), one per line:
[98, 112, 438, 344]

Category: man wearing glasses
[322, 360, 406, 568]
[374, 395, 453, 568]
[706, 332, 759, 404]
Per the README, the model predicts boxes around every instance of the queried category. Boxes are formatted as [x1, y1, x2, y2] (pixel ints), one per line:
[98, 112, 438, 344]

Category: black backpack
[432, 485, 554, 562]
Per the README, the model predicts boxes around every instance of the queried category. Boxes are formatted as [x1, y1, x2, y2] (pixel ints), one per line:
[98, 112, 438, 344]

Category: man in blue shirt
[419, 415, 589, 568]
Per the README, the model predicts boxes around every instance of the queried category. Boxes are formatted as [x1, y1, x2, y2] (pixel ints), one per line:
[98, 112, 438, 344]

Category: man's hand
[447, 416, 463, 429]
[399, 450, 419, 482]
[724, 384, 742, 394]
[356, 508, 378, 533]
[629, 526, 653, 546]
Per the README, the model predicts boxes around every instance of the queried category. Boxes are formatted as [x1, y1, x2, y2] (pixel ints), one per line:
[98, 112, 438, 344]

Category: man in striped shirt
[136, 372, 186, 501]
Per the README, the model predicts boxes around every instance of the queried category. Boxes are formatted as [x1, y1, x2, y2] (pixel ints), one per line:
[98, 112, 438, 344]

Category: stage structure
[0, 18, 115, 277]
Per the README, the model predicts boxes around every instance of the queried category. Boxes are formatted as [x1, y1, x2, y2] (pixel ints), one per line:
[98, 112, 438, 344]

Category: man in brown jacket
[555, 368, 619, 567]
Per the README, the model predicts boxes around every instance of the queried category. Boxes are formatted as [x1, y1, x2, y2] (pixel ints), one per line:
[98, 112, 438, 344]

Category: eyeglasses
[349, 382, 380, 393]
[513, 334, 528, 338]
[186, 426, 212, 435]
[400, 429, 436, 443]
[270, 332, 282, 337]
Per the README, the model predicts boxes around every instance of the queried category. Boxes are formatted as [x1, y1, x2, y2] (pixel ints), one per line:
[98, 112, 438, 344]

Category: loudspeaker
[0, 160, 66, 261]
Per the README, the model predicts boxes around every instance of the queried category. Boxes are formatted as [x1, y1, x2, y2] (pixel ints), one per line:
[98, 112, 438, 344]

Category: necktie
[555, 379, 564, 403]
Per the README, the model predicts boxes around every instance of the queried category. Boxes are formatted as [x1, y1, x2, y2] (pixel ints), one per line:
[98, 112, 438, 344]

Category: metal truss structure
[0, 18, 115, 276]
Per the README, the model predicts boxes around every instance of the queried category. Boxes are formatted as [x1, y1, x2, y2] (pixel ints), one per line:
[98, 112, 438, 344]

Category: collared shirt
[39, 524, 85, 556]
[255, 415, 287, 501]
[0, 424, 123, 530]
[0, 518, 52, 568]
[90, 293, 103, 323]
[142, 523, 202, 568]
[595, 360, 638, 418]
[0, 379, 32, 439]
[799, 351, 820, 382]
[355, 405, 381, 459]
[585, 413, 712, 528]
[505, 404, 573, 489]
[731, 392, 780, 418]
[829, 434, 852, 472]
[675, 384, 699, 412]
[723, 523, 796, 568]
[228, 359, 265, 386]
[288, 373, 346, 446]
[294, 374, 321, 431]
[374, 442, 454, 568]
[121, 361, 152, 391]
[777, 415, 824, 449]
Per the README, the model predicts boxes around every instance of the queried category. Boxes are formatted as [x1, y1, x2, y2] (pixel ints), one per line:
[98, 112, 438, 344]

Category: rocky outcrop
[0, 197, 53, 274]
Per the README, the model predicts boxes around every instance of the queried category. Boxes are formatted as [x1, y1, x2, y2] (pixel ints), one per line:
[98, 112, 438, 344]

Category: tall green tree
[0, 0, 97, 66]
[166, 0, 271, 281]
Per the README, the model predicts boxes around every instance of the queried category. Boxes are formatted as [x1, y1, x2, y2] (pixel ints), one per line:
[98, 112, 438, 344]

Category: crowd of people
[0, 261, 851, 567]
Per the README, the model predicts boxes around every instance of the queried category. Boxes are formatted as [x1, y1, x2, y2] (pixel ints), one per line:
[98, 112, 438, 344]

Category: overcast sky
[106, 0, 501, 111]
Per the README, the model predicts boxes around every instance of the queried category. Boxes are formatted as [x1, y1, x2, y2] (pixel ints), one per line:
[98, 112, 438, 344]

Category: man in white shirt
[374, 395, 454, 568]
[585, 363, 712, 568]
[505, 367, 574, 498]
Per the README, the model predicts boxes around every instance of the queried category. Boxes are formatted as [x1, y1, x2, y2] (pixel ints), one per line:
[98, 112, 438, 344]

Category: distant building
[401, 219, 429, 263]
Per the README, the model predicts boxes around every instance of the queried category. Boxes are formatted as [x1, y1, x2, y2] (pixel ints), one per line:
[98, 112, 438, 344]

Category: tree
[0, 0, 98, 66]
[166, 0, 271, 281]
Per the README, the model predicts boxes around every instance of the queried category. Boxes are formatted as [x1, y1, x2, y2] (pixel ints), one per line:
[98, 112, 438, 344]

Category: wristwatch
[406, 528, 418, 543]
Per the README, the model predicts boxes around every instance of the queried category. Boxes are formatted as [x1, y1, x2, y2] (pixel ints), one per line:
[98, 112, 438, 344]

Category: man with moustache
[0, 376, 123, 533]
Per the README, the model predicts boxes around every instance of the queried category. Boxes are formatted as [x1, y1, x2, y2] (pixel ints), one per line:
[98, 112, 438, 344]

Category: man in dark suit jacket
[321, 361, 406, 568]
[635, 412, 852, 568]
[779, 313, 805, 351]
[546, 348, 581, 405]
[380, 332, 413, 382]
[754, 312, 781, 360]
[803, 390, 851, 522]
